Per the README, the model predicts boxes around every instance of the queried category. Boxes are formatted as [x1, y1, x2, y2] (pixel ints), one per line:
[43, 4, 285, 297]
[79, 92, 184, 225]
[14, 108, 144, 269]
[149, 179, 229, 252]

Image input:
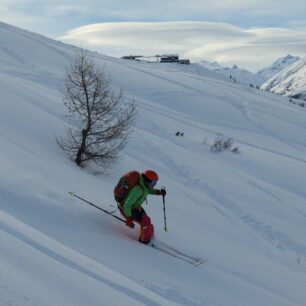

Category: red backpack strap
[125, 171, 144, 199]
[114, 171, 141, 204]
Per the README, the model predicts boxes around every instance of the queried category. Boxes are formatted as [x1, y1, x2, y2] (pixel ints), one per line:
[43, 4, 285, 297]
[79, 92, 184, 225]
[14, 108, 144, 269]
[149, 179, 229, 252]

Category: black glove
[156, 188, 166, 196]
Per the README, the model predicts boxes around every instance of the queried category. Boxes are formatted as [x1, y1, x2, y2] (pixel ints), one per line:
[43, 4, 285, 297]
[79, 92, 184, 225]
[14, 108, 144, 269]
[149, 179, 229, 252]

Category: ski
[154, 239, 205, 262]
[69, 192, 207, 266]
[149, 239, 207, 266]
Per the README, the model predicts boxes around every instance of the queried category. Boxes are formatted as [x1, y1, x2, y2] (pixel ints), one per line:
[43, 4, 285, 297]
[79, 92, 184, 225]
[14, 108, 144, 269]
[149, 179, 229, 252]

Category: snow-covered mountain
[261, 57, 306, 100]
[198, 60, 265, 88]
[216, 64, 265, 87]
[197, 59, 223, 71]
[1, 21, 306, 306]
[198, 55, 301, 89]
[257, 54, 300, 82]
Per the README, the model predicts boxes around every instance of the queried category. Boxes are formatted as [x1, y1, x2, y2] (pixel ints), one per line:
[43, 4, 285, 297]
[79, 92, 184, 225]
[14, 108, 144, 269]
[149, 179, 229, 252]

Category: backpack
[114, 171, 141, 203]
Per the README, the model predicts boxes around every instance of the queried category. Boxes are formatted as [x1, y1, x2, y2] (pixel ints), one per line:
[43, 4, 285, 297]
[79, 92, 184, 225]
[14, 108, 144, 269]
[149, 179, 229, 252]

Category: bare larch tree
[57, 49, 136, 170]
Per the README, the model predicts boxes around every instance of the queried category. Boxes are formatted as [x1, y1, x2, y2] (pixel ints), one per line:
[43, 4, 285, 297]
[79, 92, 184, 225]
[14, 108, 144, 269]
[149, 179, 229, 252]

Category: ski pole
[68, 192, 126, 223]
[161, 187, 168, 232]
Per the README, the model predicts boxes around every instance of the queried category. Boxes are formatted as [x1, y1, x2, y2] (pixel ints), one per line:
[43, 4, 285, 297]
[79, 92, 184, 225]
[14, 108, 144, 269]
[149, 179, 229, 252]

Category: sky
[1, 0, 306, 71]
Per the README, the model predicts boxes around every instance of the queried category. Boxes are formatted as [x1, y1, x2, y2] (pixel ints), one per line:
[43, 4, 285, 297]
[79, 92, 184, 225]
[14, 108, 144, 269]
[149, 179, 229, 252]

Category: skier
[115, 170, 166, 244]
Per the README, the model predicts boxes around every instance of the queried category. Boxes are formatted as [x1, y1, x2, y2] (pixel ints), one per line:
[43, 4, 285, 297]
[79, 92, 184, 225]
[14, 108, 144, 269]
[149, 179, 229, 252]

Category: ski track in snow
[0, 284, 34, 306]
[142, 282, 208, 306]
[237, 138, 306, 164]
[2, 69, 65, 92]
[132, 65, 306, 168]
[210, 86, 306, 157]
[247, 180, 306, 219]
[139, 139, 306, 262]
[200, 183, 306, 262]
[0, 41, 27, 65]
[0, 211, 180, 306]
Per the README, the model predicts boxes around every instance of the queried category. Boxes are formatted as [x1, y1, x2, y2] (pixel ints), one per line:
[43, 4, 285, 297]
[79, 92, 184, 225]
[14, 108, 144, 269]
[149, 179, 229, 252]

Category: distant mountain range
[198, 60, 265, 87]
[198, 55, 306, 101]
[261, 57, 306, 101]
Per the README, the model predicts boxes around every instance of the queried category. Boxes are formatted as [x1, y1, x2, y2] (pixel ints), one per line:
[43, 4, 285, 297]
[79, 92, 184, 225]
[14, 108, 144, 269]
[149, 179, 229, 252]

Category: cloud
[2, 1, 306, 71]
[59, 21, 306, 72]
[2, 0, 306, 35]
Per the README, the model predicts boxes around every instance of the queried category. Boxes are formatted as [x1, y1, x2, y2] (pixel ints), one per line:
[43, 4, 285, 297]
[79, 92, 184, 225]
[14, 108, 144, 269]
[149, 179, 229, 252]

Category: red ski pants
[120, 207, 154, 244]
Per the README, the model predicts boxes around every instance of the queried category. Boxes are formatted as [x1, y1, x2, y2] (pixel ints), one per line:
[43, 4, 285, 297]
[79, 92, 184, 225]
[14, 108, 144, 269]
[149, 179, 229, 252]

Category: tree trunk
[75, 129, 87, 166]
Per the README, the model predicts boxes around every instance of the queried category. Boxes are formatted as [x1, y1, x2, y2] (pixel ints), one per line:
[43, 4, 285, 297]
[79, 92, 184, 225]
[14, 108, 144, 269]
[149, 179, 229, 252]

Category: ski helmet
[143, 170, 159, 181]
[143, 170, 159, 188]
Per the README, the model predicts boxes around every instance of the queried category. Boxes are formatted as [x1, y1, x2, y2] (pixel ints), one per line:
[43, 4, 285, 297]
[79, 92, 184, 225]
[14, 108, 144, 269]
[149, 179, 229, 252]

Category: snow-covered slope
[1, 21, 306, 306]
[257, 54, 300, 82]
[198, 60, 264, 88]
[261, 57, 306, 100]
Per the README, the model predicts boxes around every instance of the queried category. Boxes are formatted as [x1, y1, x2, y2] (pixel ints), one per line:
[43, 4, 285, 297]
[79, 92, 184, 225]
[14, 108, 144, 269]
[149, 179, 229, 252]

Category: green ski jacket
[121, 175, 158, 217]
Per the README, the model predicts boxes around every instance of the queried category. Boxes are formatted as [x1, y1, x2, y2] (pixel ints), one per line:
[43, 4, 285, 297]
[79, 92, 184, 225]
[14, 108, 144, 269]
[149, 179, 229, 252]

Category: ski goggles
[147, 180, 157, 188]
